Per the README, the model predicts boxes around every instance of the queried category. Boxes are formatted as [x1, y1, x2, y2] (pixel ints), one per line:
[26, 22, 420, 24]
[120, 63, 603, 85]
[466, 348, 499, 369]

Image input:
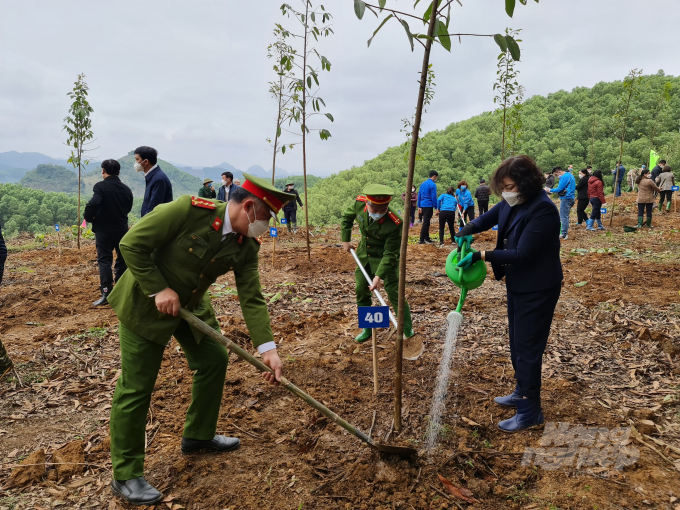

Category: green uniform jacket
[340, 196, 404, 279]
[198, 186, 217, 199]
[107, 195, 273, 348]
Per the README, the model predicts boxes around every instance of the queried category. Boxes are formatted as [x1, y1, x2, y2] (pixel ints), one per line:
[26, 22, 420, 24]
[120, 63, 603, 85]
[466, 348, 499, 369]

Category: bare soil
[1, 194, 679, 510]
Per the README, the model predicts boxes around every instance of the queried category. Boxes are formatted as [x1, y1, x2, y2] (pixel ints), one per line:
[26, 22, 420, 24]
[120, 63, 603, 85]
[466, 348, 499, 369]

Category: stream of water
[425, 311, 463, 451]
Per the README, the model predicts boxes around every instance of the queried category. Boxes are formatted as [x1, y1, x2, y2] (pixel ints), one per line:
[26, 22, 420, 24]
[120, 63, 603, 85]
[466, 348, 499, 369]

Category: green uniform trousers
[110, 320, 229, 480]
[355, 264, 412, 331]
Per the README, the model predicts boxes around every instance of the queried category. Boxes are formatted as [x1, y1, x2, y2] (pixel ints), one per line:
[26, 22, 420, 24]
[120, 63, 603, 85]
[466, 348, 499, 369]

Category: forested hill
[19, 164, 86, 193]
[306, 71, 680, 225]
[82, 153, 202, 198]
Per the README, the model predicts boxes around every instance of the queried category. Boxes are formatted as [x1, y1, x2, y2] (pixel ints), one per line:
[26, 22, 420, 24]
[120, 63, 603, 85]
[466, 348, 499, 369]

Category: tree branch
[364, 3, 425, 21]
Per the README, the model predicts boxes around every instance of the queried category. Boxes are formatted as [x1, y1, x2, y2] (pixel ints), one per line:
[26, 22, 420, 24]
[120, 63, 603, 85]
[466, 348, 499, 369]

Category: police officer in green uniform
[341, 184, 415, 343]
[107, 173, 294, 505]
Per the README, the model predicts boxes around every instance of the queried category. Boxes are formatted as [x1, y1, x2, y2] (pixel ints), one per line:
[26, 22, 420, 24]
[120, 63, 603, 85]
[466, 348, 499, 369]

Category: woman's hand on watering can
[456, 253, 475, 270]
[454, 235, 473, 252]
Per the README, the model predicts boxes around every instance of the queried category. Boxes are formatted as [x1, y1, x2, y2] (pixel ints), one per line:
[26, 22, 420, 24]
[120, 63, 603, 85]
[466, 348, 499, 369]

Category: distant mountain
[0, 151, 99, 173]
[0, 163, 28, 183]
[19, 164, 86, 193]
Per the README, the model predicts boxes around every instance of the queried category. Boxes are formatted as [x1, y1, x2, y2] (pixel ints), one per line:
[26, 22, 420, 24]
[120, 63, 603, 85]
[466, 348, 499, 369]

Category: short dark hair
[552, 166, 563, 174]
[446, 186, 455, 195]
[579, 168, 588, 176]
[457, 180, 468, 189]
[586, 165, 592, 170]
[592, 170, 603, 183]
[221, 171, 233, 181]
[663, 165, 672, 172]
[428, 170, 439, 178]
[134, 146, 158, 165]
[101, 159, 120, 176]
[490, 155, 544, 201]
[659, 160, 667, 165]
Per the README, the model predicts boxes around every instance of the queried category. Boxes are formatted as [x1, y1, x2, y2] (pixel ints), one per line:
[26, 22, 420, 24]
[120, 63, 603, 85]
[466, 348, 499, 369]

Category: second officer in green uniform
[341, 184, 414, 343]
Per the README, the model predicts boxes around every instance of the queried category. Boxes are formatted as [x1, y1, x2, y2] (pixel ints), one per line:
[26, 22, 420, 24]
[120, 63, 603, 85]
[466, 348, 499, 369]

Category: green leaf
[378, 0, 386, 9]
[493, 33, 507, 52]
[277, 126, 282, 137]
[281, 145, 286, 154]
[354, 0, 366, 19]
[574, 281, 588, 288]
[269, 292, 283, 304]
[367, 13, 393, 47]
[423, 1, 433, 23]
[437, 19, 451, 52]
[325, 113, 334, 122]
[400, 19, 414, 52]
[506, 35, 521, 61]
[505, 0, 515, 17]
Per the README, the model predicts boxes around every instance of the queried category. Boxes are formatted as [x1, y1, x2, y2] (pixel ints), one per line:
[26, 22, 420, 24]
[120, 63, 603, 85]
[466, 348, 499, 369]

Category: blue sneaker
[494, 390, 522, 407]
[498, 398, 544, 433]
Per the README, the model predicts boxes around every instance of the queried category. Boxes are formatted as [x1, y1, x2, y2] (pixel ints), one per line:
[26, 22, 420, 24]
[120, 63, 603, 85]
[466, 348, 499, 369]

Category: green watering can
[445, 239, 487, 314]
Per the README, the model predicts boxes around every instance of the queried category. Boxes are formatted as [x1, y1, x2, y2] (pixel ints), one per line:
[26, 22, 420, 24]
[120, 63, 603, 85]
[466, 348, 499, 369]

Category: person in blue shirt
[547, 166, 575, 240]
[436, 187, 458, 245]
[417, 170, 439, 244]
[611, 163, 626, 197]
[134, 146, 173, 217]
[455, 181, 475, 227]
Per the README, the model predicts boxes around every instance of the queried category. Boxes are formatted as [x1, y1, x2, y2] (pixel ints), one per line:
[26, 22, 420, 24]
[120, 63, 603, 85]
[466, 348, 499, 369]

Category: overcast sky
[1, 0, 678, 175]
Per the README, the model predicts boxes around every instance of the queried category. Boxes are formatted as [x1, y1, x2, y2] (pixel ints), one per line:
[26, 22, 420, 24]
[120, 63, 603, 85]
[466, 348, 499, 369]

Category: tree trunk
[609, 90, 632, 227]
[302, 1, 311, 261]
[395, 0, 440, 432]
[77, 159, 81, 250]
[501, 58, 509, 161]
[590, 99, 597, 168]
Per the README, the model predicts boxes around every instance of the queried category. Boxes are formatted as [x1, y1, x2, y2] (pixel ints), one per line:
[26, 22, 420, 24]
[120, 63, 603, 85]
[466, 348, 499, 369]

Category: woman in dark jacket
[455, 155, 562, 432]
[401, 186, 418, 227]
[575, 168, 590, 226]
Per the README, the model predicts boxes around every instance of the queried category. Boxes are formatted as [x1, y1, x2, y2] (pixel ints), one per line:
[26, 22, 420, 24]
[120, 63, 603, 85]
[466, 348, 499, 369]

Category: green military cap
[203, 178, 213, 184]
[362, 183, 394, 205]
[242, 173, 296, 218]
[285, 180, 295, 186]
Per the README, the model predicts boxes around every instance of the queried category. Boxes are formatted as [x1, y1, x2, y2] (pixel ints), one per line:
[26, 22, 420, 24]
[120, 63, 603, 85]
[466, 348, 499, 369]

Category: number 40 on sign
[358, 306, 390, 328]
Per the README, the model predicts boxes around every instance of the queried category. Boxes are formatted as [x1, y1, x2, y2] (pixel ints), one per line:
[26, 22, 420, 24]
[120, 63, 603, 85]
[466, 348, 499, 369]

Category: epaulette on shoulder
[191, 196, 217, 210]
[356, 196, 367, 202]
[388, 211, 402, 226]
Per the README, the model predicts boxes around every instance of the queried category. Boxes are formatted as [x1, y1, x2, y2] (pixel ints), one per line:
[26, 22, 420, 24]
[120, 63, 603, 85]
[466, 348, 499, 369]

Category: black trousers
[459, 206, 475, 227]
[576, 198, 589, 224]
[284, 208, 297, 229]
[419, 207, 433, 242]
[659, 190, 673, 206]
[409, 205, 416, 225]
[0, 229, 7, 286]
[438, 210, 456, 243]
[478, 200, 489, 215]
[95, 230, 127, 294]
[589, 198, 602, 220]
[506, 284, 561, 399]
[637, 203, 653, 218]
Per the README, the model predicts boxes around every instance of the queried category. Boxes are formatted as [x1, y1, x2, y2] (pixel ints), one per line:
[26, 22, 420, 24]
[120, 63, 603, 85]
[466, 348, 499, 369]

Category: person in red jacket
[586, 170, 607, 231]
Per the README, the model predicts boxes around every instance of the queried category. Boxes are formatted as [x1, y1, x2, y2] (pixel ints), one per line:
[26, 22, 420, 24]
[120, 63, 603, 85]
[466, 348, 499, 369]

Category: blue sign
[55, 224, 59, 232]
[270, 227, 278, 237]
[601, 208, 607, 214]
[492, 225, 498, 231]
[281, 218, 287, 224]
[672, 186, 679, 192]
[358, 306, 390, 329]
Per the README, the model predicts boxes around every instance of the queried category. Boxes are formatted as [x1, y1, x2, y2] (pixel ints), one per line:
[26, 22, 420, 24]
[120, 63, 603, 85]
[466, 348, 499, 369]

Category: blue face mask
[461, 185, 467, 191]
[368, 212, 386, 221]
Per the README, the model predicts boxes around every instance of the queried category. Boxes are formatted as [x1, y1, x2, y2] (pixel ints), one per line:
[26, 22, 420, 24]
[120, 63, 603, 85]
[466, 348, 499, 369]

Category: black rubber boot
[181, 435, 240, 454]
[93, 292, 109, 307]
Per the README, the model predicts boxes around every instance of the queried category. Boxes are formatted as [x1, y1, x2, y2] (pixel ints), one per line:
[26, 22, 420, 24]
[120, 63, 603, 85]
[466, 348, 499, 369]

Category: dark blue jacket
[417, 179, 438, 208]
[141, 166, 173, 217]
[469, 191, 563, 293]
[217, 183, 239, 202]
[611, 165, 626, 183]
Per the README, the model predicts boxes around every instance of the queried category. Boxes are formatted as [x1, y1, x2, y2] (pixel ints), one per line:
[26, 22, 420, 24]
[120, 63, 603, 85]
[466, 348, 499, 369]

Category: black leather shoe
[111, 477, 162, 506]
[93, 293, 109, 306]
[181, 435, 240, 455]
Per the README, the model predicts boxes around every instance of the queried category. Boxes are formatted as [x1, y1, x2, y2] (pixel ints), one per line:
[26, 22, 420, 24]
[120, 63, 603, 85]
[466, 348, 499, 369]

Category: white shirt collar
[145, 164, 158, 176]
[222, 202, 234, 239]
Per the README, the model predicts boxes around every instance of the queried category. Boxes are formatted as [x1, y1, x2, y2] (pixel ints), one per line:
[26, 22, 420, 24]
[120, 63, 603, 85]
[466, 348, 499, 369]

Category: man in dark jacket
[217, 172, 239, 201]
[611, 163, 626, 197]
[84, 159, 134, 306]
[282, 181, 304, 232]
[135, 146, 172, 216]
[651, 160, 666, 182]
[474, 179, 491, 215]
[198, 179, 216, 199]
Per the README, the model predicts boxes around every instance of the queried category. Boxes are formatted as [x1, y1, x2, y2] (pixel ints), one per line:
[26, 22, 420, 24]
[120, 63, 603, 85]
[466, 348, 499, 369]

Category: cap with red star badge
[361, 184, 394, 205]
[241, 173, 296, 220]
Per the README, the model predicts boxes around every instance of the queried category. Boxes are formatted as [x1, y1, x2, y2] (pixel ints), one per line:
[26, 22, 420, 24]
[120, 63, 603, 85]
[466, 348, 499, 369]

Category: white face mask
[134, 162, 144, 172]
[502, 191, 523, 207]
[221, 179, 227, 186]
[368, 212, 386, 221]
[246, 207, 270, 238]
